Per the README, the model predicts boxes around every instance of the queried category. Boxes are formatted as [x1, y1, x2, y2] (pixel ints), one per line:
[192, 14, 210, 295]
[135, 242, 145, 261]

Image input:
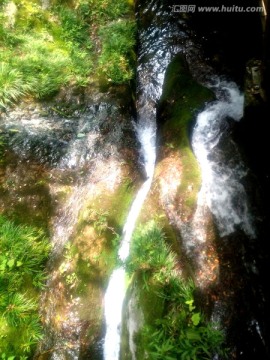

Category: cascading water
[103, 124, 156, 360]
[103, 3, 179, 357]
[192, 80, 256, 238]
[190, 76, 269, 356]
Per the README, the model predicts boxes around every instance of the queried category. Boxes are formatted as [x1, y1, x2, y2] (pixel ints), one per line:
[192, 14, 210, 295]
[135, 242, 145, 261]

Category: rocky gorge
[0, 0, 270, 359]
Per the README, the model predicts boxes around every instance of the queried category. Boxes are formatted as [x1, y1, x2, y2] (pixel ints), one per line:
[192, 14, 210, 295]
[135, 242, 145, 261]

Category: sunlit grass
[0, 0, 136, 109]
[0, 215, 50, 358]
[125, 221, 228, 360]
[0, 63, 31, 109]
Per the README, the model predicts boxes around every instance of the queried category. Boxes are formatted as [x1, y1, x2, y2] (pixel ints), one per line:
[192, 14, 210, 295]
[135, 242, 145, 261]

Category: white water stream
[192, 80, 256, 238]
[103, 5, 174, 355]
[103, 124, 156, 360]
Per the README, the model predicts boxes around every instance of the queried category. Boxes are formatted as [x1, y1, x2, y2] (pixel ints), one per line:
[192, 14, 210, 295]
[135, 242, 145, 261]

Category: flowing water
[192, 80, 256, 238]
[190, 77, 269, 357]
[103, 2, 180, 357]
[1, 1, 268, 358]
[0, 102, 138, 358]
[103, 128, 155, 358]
[136, 2, 268, 357]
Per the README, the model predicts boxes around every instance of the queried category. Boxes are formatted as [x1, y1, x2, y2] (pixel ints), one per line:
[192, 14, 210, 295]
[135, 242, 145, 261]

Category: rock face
[155, 55, 217, 288]
[2, 1, 17, 28]
[1, 1, 269, 358]
[0, 90, 141, 359]
[120, 4, 270, 354]
[120, 55, 220, 359]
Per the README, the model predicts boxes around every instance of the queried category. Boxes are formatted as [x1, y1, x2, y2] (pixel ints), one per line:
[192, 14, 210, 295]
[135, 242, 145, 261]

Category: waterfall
[190, 78, 268, 356]
[103, 3, 177, 357]
[192, 80, 256, 238]
[103, 123, 156, 360]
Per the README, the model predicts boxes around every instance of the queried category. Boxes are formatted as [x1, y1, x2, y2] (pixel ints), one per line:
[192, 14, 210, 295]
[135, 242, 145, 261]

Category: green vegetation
[69, 177, 135, 290]
[0, 215, 50, 358]
[47, 177, 136, 349]
[125, 221, 228, 359]
[98, 20, 136, 83]
[159, 55, 214, 214]
[0, 0, 136, 109]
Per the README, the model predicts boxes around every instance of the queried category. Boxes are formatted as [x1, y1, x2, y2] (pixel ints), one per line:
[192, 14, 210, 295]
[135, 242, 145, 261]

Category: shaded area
[214, 229, 269, 359]
[0, 150, 53, 232]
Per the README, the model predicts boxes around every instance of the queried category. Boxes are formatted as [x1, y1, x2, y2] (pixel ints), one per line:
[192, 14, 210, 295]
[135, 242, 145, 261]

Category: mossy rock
[159, 53, 215, 148]
[158, 54, 215, 214]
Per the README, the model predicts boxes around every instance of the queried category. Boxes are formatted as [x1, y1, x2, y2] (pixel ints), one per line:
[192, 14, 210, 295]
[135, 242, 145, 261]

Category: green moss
[137, 275, 164, 325]
[0, 152, 53, 233]
[107, 177, 136, 232]
[120, 276, 165, 360]
[50, 175, 136, 351]
[159, 55, 215, 213]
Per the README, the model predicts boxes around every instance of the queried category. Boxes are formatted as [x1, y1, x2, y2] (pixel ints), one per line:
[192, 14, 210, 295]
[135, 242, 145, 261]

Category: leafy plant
[77, 0, 131, 24]
[0, 216, 50, 357]
[126, 221, 229, 359]
[1, 354, 15, 360]
[0, 216, 50, 291]
[0, 63, 31, 110]
[1, 294, 37, 327]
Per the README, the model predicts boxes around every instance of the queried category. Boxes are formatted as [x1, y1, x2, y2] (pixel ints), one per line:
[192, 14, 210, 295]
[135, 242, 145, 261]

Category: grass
[0, 63, 31, 109]
[0, 0, 136, 109]
[98, 20, 136, 83]
[124, 221, 228, 360]
[0, 215, 50, 358]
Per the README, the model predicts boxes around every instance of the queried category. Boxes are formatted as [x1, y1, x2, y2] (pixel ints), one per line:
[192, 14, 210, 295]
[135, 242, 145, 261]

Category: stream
[103, 1, 173, 352]
[192, 80, 255, 238]
[0, 1, 269, 359]
[103, 123, 156, 360]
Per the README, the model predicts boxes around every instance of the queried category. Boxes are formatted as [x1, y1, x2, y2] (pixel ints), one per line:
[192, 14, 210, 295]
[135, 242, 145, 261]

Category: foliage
[98, 20, 136, 83]
[125, 220, 176, 277]
[0, 63, 31, 109]
[0, 0, 136, 109]
[77, 0, 131, 24]
[0, 215, 50, 358]
[126, 221, 228, 359]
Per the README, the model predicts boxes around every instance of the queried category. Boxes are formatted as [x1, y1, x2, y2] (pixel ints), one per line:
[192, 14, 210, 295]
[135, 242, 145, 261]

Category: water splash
[192, 81, 256, 238]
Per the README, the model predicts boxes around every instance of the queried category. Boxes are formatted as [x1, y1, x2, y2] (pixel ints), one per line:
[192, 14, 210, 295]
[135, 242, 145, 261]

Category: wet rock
[0, 88, 141, 359]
